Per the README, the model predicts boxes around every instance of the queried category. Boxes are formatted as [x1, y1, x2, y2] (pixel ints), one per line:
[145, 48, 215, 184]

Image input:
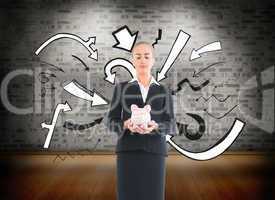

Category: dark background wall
[0, 0, 274, 152]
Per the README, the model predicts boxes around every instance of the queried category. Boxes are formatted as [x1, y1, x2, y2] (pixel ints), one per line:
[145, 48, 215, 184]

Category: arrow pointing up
[190, 41, 222, 61]
[112, 25, 138, 52]
[42, 101, 72, 149]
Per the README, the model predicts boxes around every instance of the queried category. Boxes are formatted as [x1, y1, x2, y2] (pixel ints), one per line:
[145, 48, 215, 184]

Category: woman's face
[132, 44, 155, 76]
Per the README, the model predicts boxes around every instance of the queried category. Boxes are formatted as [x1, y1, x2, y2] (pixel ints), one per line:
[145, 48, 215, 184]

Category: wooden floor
[0, 153, 274, 200]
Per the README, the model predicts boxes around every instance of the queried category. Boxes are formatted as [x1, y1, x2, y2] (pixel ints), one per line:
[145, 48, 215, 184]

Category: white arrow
[190, 41, 222, 61]
[42, 102, 72, 149]
[63, 80, 108, 106]
[166, 118, 245, 161]
[35, 33, 98, 60]
[157, 30, 191, 82]
[104, 58, 136, 84]
[112, 25, 138, 52]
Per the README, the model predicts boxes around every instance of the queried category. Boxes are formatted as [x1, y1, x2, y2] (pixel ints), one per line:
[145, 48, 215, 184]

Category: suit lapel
[144, 84, 159, 105]
[127, 81, 144, 106]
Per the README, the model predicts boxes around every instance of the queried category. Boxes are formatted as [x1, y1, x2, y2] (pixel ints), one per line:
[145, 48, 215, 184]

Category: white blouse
[129, 76, 160, 103]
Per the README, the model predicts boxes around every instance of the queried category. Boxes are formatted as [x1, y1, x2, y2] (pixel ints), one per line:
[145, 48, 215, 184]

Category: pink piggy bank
[130, 104, 151, 128]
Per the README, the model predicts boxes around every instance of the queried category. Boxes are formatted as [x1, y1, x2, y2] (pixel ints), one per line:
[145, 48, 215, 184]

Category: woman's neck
[137, 74, 151, 87]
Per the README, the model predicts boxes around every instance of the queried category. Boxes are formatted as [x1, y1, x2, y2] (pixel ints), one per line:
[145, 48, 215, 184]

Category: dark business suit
[106, 79, 177, 200]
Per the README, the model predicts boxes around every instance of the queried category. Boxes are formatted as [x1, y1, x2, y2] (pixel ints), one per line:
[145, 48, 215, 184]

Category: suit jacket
[106, 80, 177, 156]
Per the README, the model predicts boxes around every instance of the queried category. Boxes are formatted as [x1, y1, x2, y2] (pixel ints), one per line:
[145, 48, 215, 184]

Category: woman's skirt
[116, 150, 166, 200]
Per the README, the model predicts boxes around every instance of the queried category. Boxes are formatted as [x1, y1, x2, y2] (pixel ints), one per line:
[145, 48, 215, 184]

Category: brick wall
[0, 0, 274, 152]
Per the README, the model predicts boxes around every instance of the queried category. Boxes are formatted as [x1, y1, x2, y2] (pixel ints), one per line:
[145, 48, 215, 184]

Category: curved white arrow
[190, 41, 222, 61]
[63, 80, 108, 106]
[157, 30, 191, 82]
[104, 58, 136, 84]
[35, 33, 98, 60]
[112, 25, 138, 52]
[166, 118, 245, 161]
[42, 102, 72, 149]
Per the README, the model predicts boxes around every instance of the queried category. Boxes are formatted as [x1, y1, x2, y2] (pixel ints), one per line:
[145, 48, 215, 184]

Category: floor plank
[0, 154, 274, 200]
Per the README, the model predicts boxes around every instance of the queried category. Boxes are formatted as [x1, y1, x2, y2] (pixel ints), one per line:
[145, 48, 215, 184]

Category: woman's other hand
[123, 119, 132, 130]
[140, 120, 159, 134]
[124, 119, 145, 134]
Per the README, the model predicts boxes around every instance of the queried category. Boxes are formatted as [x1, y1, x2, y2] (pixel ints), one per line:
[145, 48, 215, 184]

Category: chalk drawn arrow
[104, 58, 136, 84]
[35, 33, 98, 60]
[190, 41, 222, 61]
[112, 25, 138, 52]
[157, 30, 191, 82]
[42, 102, 72, 149]
[166, 118, 245, 161]
[63, 79, 108, 106]
[192, 61, 225, 77]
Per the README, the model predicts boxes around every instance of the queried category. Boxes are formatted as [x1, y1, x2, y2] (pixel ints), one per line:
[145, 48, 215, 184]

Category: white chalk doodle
[42, 102, 72, 149]
[157, 30, 191, 82]
[166, 118, 245, 161]
[35, 33, 98, 60]
[104, 58, 136, 84]
[63, 79, 108, 106]
[112, 25, 138, 52]
[190, 41, 222, 61]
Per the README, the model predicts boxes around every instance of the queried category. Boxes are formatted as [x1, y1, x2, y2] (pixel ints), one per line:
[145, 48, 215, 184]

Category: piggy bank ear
[131, 104, 138, 111]
[144, 105, 151, 112]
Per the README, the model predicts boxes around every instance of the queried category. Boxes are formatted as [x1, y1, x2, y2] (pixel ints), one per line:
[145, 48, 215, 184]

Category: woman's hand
[124, 119, 159, 134]
[140, 120, 159, 134]
[123, 119, 132, 130]
[123, 119, 145, 134]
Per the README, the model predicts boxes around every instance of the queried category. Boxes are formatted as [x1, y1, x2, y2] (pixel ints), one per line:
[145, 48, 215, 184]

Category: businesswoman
[106, 41, 177, 200]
